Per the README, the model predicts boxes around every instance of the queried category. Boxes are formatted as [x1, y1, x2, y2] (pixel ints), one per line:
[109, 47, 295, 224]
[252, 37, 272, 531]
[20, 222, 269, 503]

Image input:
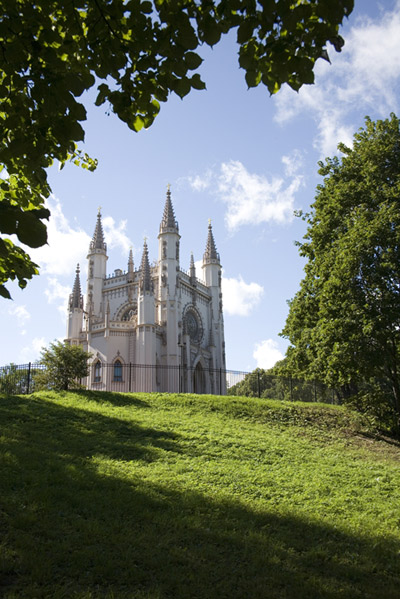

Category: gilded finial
[208, 218, 212, 226]
[167, 183, 171, 192]
[97, 205, 102, 214]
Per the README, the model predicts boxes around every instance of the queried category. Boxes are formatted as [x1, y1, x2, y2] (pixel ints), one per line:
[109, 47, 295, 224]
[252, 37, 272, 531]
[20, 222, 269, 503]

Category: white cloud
[219, 161, 303, 231]
[253, 339, 284, 370]
[281, 150, 305, 177]
[102, 216, 133, 254]
[188, 160, 303, 231]
[19, 337, 47, 363]
[44, 277, 71, 319]
[30, 195, 91, 277]
[222, 274, 264, 316]
[186, 170, 214, 191]
[8, 305, 30, 335]
[45, 277, 71, 305]
[274, 4, 400, 156]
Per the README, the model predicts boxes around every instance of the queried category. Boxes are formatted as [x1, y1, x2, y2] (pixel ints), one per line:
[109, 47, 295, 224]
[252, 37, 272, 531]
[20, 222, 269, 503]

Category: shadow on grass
[0, 395, 398, 599]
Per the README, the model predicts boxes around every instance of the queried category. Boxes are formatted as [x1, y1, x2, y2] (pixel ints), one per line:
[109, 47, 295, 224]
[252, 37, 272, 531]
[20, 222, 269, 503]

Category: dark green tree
[35, 341, 91, 391]
[0, 363, 29, 395]
[282, 114, 400, 431]
[0, 0, 354, 297]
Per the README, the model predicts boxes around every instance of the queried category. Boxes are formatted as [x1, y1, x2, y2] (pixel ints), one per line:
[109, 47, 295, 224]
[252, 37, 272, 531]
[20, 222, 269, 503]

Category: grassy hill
[0, 390, 399, 599]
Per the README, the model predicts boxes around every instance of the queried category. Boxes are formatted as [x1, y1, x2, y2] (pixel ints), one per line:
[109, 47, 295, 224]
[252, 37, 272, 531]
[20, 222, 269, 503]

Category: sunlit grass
[1, 390, 399, 598]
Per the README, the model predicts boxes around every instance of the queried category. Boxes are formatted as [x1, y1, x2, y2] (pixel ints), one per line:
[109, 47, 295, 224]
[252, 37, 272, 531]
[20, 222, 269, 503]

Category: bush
[35, 342, 91, 391]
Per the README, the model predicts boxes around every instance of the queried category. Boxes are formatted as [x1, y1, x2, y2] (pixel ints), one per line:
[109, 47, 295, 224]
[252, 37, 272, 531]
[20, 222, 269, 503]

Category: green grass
[0, 391, 399, 599]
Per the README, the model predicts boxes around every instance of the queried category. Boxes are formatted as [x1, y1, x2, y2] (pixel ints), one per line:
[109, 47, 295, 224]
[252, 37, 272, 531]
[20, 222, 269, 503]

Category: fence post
[27, 362, 31, 394]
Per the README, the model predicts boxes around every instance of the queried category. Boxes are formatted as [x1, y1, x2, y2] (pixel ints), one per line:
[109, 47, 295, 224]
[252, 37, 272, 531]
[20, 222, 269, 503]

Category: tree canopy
[35, 341, 91, 390]
[281, 114, 400, 431]
[0, 0, 353, 298]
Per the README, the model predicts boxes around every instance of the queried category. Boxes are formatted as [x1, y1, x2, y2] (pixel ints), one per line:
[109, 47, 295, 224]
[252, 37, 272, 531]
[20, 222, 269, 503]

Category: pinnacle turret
[139, 240, 152, 293]
[89, 210, 107, 252]
[160, 186, 179, 232]
[203, 221, 220, 263]
[69, 264, 83, 310]
[190, 253, 196, 279]
[128, 248, 134, 271]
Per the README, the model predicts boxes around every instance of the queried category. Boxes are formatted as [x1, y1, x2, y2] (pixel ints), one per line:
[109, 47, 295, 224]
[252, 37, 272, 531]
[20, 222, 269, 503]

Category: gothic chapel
[66, 189, 226, 393]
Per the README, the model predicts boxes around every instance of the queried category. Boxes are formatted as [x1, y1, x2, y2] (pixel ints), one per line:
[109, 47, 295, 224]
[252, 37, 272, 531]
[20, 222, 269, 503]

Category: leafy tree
[35, 341, 91, 391]
[0, 0, 354, 298]
[282, 114, 400, 432]
[0, 362, 29, 394]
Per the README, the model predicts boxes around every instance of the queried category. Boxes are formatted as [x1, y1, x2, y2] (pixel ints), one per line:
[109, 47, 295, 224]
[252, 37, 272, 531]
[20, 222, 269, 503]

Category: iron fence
[0, 361, 338, 403]
[0, 362, 246, 395]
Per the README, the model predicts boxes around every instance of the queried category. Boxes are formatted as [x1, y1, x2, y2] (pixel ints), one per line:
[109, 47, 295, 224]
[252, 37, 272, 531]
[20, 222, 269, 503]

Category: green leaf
[173, 77, 191, 98]
[201, 18, 221, 47]
[190, 74, 206, 90]
[185, 52, 203, 70]
[0, 284, 11, 299]
[16, 212, 48, 248]
[237, 20, 255, 44]
[0, 204, 18, 235]
[245, 70, 262, 88]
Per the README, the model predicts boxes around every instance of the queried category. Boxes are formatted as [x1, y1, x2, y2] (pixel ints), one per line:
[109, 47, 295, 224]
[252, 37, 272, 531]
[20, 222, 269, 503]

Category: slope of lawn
[0, 390, 399, 599]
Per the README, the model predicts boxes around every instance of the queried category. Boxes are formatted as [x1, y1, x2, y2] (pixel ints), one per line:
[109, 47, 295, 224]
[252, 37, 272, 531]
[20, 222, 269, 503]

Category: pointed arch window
[113, 359, 123, 382]
[94, 360, 102, 383]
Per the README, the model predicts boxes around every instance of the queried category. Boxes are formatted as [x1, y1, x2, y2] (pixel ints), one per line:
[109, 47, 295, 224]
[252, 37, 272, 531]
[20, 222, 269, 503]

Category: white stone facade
[66, 190, 226, 393]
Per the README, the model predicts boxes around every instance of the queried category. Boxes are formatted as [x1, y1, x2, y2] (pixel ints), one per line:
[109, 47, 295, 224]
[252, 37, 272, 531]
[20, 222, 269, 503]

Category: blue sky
[1, 0, 400, 371]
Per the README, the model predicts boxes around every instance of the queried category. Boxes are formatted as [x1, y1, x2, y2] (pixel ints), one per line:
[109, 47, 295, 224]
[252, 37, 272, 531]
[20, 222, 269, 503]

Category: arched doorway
[193, 362, 205, 394]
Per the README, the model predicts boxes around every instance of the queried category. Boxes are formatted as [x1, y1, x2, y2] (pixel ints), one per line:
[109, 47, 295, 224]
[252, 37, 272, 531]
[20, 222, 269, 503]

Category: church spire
[190, 252, 196, 281]
[139, 239, 152, 293]
[128, 248, 134, 271]
[203, 220, 220, 264]
[160, 185, 179, 233]
[89, 209, 107, 252]
[69, 264, 83, 310]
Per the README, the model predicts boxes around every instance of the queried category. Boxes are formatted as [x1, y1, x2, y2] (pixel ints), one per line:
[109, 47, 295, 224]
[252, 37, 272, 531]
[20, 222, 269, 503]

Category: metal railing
[0, 362, 339, 403]
[0, 362, 246, 395]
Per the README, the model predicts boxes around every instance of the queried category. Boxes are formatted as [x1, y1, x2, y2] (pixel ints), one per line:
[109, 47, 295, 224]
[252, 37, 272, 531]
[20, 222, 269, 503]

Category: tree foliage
[0, 362, 29, 394]
[282, 114, 400, 431]
[35, 341, 91, 391]
[0, 0, 354, 297]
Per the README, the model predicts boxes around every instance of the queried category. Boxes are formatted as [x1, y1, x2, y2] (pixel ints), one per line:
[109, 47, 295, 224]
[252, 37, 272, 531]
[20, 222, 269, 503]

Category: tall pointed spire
[128, 248, 134, 271]
[190, 252, 196, 281]
[139, 239, 152, 293]
[160, 185, 179, 232]
[69, 264, 83, 310]
[89, 209, 107, 252]
[127, 247, 134, 283]
[203, 220, 220, 263]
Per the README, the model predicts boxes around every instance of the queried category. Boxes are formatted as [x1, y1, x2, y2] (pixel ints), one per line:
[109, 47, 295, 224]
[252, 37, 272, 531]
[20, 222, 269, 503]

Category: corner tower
[136, 240, 156, 385]
[202, 221, 226, 381]
[67, 264, 84, 343]
[158, 187, 181, 369]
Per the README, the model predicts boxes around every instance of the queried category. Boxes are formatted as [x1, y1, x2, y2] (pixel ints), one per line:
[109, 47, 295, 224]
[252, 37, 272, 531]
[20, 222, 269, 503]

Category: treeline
[227, 367, 337, 404]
